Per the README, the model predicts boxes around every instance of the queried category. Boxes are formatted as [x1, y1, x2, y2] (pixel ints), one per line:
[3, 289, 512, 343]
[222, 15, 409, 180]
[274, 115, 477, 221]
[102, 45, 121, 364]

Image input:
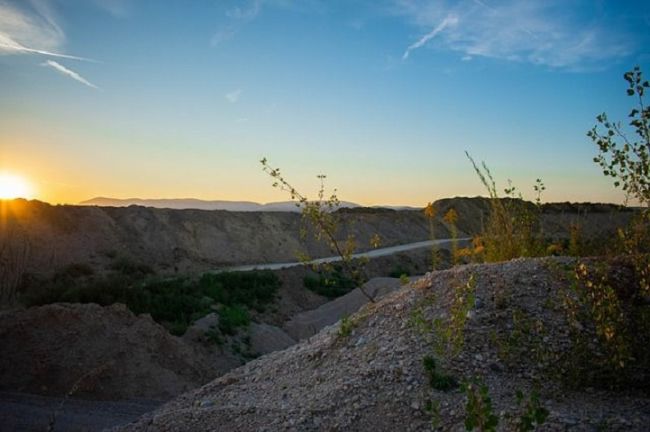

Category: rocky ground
[112, 257, 650, 431]
[0, 391, 161, 432]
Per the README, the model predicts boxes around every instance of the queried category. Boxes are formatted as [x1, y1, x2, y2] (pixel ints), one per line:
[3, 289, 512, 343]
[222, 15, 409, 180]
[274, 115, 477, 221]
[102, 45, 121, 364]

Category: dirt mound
[0, 303, 216, 400]
[114, 258, 650, 431]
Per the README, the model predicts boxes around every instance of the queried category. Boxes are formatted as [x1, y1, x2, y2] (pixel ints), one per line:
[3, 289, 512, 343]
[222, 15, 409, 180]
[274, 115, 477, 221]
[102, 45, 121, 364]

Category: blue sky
[1, 0, 649, 206]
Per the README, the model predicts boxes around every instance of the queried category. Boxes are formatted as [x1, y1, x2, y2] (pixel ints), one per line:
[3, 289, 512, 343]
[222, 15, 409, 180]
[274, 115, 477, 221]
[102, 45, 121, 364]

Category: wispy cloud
[225, 89, 242, 103]
[394, 0, 642, 69]
[0, 33, 93, 60]
[0, 0, 100, 87]
[402, 14, 458, 60]
[211, 0, 262, 47]
[92, 0, 132, 18]
[42, 60, 99, 89]
[0, 0, 92, 60]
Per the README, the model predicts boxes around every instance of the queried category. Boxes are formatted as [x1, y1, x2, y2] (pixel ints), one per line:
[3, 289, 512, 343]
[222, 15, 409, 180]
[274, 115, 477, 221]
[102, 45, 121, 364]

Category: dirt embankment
[1, 198, 634, 279]
[0, 303, 217, 401]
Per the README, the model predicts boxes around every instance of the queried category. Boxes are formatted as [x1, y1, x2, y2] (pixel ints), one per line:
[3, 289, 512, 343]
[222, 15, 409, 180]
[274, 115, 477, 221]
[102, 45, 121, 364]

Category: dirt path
[0, 392, 161, 432]
[219, 237, 469, 272]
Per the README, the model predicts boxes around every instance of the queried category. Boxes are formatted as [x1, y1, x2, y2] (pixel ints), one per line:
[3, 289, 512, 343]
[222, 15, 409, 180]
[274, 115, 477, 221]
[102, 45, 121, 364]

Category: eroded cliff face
[0, 198, 634, 277]
[1, 200, 433, 276]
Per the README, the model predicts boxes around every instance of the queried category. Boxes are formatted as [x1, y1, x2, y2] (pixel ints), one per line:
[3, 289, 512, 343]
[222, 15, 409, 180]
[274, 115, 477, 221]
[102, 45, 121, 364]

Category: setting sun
[0, 173, 33, 199]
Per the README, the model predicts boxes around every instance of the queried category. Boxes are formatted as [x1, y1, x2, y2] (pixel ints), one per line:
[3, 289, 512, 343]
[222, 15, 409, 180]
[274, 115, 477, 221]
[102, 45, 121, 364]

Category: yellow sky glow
[0, 172, 35, 200]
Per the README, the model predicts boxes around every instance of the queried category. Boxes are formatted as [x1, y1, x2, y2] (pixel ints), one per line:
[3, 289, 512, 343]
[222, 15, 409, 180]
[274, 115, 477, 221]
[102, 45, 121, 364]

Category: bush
[422, 355, 457, 391]
[388, 264, 411, 278]
[199, 270, 280, 312]
[218, 305, 250, 335]
[466, 152, 546, 262]
[303, 266, 356, 299]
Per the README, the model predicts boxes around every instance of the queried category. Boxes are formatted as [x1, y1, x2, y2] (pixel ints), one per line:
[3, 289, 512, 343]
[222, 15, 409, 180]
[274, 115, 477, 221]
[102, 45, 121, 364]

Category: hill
[0, 198, 634, 280]
[114, 257, 650, 431]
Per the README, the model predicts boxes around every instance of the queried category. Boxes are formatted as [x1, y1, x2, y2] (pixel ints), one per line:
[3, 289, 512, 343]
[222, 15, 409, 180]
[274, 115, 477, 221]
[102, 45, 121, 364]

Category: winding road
[218, 237, 470, 272]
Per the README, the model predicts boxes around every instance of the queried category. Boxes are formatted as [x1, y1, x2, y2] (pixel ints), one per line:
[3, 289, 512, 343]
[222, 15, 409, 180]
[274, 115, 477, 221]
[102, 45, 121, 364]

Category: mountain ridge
[79, 197, 419, 212]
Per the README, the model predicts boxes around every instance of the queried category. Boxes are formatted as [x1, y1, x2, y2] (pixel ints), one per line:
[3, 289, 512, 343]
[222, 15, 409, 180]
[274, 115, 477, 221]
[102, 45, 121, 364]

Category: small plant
[443, 208, 460, 264]
[218, 305, 250, 335]
[399, 273, 410, 285]
[424, 398, 442, 429]
[433, 273, 477, 357]
[465, 152, 545, 262]
[491, 307, 551, 369]
[303, 266, 356, 299]
[462, 378, 499, 432]
[261, 158, 375, 301]
[422, 355, 457, 391]
[424, 202, 440, 270]
[388, 264, 411, 278]
[568, 223, 583, 257]
[338, 315, 356, 337]
[514, 389, 549, 431]
[567, 262, 631, 369]
[533, 179, 546, 207]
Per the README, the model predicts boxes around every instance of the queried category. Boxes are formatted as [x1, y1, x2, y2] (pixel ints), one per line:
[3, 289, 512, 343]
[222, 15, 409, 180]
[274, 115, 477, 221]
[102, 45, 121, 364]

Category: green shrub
[218, 305, 250, 335]
[303, 266, 356, 299]
[388, 264, 411, 278]
[199, 270, 280, 311]
[465, 152, 546, 262]
[514, 389, 549, 431]
[338, 316, 355, 337]
[462, 378, 499, 432]
[422, 355, 457, 391]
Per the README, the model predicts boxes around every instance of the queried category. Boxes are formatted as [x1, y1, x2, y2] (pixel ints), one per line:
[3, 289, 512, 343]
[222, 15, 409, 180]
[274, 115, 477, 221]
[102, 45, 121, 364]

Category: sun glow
[0, 173, 34, 199]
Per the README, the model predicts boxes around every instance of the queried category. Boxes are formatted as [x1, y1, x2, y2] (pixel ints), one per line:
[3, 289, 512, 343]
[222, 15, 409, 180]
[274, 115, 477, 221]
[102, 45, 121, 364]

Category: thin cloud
[42, 60, 99, 89]
[0, 34, 93, 61]
[402, 14, 458, 60]
[92, 0, 132, 18]
[225, 89, 242, 103]
[0, 1, 95, 61]
[394, 0, 643, 70]
[211, 0, 263, 47]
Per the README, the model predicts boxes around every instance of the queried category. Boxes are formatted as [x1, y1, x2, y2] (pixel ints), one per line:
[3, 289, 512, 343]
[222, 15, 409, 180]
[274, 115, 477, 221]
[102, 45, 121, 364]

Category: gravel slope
[114, 257, 650, 431]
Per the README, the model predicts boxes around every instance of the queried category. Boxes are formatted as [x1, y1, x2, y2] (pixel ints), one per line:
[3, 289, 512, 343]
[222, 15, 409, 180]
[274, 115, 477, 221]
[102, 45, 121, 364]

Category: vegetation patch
[422, 355, 457, 391]
[199, 270, 280, 312]
[303, 265, 356, 299]
[25, 265, 280, 336]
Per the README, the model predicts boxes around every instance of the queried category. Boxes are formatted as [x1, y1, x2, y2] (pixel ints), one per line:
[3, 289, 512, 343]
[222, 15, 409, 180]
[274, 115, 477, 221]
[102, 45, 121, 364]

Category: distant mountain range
[79, 197, 418, 212]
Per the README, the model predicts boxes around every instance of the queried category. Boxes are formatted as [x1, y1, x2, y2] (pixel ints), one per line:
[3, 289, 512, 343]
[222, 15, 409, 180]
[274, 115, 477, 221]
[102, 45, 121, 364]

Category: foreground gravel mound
[0, 303, 214, 400]
[115, 257, 650, 431]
